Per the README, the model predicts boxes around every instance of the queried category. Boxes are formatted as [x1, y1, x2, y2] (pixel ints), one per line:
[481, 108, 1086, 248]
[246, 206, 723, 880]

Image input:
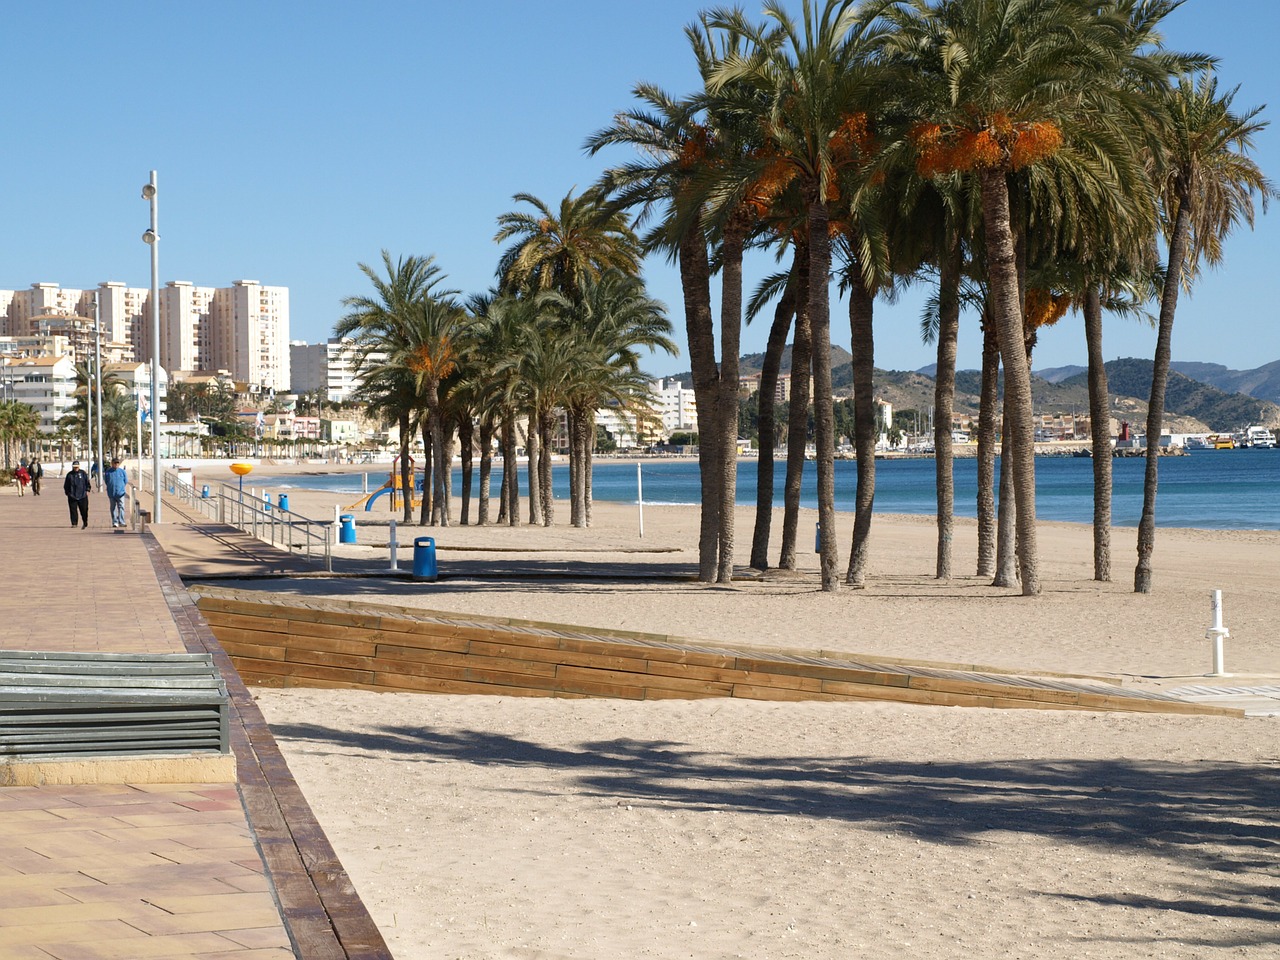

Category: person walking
[103, 456, 128, 529]
[64, 460, 91, 528]
[15, 464, 30, 496]
[28, 457, 43, 496]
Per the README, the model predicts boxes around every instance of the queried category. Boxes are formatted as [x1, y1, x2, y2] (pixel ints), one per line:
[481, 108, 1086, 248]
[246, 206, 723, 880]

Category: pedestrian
[28, 457, 43, 496]
[103, 456, 128, 529]
[90, 459, 100, 485]
[64, 460, 91, 528]
[15, 464, 30, 496]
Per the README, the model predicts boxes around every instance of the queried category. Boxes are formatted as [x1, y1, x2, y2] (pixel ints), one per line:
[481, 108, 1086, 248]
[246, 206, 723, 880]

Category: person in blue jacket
[64, 460, 91, 528]
[103, 456, 129, 529]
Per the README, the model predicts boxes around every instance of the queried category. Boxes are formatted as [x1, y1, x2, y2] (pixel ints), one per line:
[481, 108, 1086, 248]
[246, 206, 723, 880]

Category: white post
[363, 472, 369, 494]
[637, 462, 644, 539]
[143, 170, 162, 524]
[388, 518, 399, 572]
[334, 504, 340, 544]
[1206, 589, 1230, 677]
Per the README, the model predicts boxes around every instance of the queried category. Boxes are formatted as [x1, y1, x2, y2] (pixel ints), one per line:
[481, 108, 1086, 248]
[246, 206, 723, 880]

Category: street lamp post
[93, 296, 105, 489]
[142, 171, 161, 523]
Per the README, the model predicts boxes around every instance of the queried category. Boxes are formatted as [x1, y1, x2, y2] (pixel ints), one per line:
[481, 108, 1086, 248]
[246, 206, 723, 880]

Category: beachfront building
[650, 378, 698, 437]
[0, 280, 290, 393]
[0, 355, 78, 432]
[289, 337, 375, 403]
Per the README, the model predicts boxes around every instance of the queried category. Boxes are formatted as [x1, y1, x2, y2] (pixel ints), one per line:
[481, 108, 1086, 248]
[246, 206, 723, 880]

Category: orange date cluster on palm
[913, 113, 1063, 177]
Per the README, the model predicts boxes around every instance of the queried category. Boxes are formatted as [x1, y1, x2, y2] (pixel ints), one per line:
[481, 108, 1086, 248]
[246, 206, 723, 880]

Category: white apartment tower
[290, 337, 367, 402]
[215, 280, 290, 393]
[160, 281, 216, 374]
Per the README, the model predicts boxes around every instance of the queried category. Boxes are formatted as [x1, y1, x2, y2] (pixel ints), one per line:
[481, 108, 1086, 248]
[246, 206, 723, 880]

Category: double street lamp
[142, 171, 161, 523]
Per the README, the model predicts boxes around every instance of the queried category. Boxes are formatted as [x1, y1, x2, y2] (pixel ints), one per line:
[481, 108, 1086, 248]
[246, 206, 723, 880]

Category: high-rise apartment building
[0, 280, 290, 392]
[290, 337, 370, 402]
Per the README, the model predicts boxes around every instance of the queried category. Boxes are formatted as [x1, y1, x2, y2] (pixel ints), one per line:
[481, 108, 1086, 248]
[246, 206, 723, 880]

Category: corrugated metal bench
[0, 651, 230, 758]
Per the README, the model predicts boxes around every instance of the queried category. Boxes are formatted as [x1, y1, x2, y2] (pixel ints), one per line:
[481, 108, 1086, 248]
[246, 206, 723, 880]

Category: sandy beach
[196, 459, 1279, 959]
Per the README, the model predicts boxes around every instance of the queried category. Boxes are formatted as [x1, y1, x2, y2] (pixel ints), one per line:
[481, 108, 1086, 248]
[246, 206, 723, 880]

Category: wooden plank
[377, 648, 558, 680]
[554, 665, 732, 698]
[729, 683, 846, 702]
[371, 633, 472, 657]
[734, 655, 913, 688]
[201, 610, 295, 636]
[276, 630, 378, 659]
[284, 648, 376, 673]
[219, 638, 287, 662]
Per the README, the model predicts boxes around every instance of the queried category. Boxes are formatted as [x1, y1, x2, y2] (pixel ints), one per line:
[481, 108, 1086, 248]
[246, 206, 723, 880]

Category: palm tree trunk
[459, 415, 474, 526]
[584, 410, 595, 528]
[398, 413, 413, 525]
[976, 308, 999, 577]
[808, 196, 839, 592]
[478, 418, 493, 525]
[993, 396, 1018, 587]
[716, 222, 747, 583]
[779, 255, 812, 571]
[568, 408, 583, 528]
[526, 410, 542, 526]
[679, 216, 720, 582]
[1135, 198, 1191, 593]
[424, 419, 440, 527]
[749, 262, 798, 570]
[933, 238, 961, 580]
[431, 405, 450, 527]
[845, 261, 875, 587]
[1083, 285, 1111, 580]
[979, 169, 1038, 596]
[503, 415, 519, 526]
[539, 412, 554, 526]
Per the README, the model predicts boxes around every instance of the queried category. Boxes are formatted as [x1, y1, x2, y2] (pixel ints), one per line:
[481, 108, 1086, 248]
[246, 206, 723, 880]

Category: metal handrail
[154, 469, 333, 572]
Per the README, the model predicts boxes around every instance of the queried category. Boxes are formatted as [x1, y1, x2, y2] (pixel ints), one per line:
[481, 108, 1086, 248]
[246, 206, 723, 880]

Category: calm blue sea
[259, 449, 1280, 531]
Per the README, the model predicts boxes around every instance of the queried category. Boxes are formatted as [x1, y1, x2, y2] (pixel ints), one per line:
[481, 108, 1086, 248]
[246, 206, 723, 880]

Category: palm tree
[1135, 73, 1273, 592]
[890, 0, 1183, 596]
[708, 0, 893, 592]
[495, 188, 642, 298]
[543, 270, 676, 526]
[0, 400, 40, 468]
[336, 251, 457, 524]
[588, 81, 721, 580]
[398, 298, 469, 526]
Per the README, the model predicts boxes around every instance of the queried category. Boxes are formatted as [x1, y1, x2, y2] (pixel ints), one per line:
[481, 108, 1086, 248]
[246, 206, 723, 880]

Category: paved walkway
[0, 477, 390, 959]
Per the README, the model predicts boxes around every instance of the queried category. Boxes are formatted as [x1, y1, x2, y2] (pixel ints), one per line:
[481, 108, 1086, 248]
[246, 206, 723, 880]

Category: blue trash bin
[339, 514, 356, 544]
[278, 493, 289, 512]
[201, 485, 209, 499]
[413, 536, 437, 580]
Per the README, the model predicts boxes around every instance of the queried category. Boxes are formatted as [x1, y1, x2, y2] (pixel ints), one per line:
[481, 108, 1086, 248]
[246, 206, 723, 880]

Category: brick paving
[0, 477, 388, 959]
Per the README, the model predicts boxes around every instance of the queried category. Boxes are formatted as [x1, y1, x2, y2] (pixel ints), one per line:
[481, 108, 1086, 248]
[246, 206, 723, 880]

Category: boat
[1244, 425, 1277, 449]
[1185, 435, 1211, 450]
[1211, 435, 1235, 450]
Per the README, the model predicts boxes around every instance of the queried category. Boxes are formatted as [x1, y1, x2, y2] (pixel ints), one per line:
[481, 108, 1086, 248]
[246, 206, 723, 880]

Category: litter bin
[339, 514, 356, 544]
[277, 493, 289, 512]
[413, 536, 437, 581]
[201, 485, 209, 499]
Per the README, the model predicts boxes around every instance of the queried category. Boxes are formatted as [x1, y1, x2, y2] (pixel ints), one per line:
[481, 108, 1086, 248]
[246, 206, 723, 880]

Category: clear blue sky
[2, 1, 1276, 378]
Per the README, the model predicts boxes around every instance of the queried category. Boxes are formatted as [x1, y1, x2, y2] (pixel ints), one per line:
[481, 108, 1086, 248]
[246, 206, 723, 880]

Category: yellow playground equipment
[344, 457, 425, 512]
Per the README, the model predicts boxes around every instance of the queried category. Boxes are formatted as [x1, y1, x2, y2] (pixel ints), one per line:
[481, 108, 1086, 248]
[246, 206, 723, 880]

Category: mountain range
[668, 352, 1280, 434]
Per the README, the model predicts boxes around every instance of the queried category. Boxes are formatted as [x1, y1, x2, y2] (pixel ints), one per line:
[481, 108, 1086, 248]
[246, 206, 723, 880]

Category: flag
[138, 392, 150, 423]
[255, 410, 265, 438]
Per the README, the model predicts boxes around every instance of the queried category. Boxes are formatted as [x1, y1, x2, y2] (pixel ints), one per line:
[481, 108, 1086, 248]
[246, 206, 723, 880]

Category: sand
[205, 459, 1280, 959]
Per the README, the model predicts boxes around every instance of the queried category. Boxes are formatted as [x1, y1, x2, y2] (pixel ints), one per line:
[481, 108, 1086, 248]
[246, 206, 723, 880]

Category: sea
[257, 449, 1280, 532]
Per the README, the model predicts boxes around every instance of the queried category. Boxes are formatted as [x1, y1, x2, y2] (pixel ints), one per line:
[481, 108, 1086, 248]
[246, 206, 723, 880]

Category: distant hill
[664, 351, 1280, 433]
[1170, 359, 1280, 405]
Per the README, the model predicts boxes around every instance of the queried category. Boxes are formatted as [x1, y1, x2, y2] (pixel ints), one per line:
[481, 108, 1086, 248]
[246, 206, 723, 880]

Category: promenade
[0, 478, 390, 960]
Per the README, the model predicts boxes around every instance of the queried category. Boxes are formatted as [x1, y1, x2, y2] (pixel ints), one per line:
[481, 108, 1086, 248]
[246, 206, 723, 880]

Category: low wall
[190, 588, 1241, 717]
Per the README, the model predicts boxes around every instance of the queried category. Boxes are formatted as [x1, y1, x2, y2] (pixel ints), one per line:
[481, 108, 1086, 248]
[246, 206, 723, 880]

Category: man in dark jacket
[64, 460, 91, 528]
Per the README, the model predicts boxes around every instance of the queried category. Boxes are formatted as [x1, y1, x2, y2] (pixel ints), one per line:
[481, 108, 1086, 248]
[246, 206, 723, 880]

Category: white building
[0, 355, 78, 432]
[0, 280, 290, 393]
[290, 337, 368, 402]
[650, 378, 699, 437]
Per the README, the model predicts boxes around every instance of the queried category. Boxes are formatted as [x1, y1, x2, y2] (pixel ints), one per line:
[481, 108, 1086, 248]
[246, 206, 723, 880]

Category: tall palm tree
[708, 0, 893, 592]
[890, 0, 1182, 596]
[336, 250, 456, 524]
[1135, 73, 1273, 592]
[588, 81, 721, 580]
